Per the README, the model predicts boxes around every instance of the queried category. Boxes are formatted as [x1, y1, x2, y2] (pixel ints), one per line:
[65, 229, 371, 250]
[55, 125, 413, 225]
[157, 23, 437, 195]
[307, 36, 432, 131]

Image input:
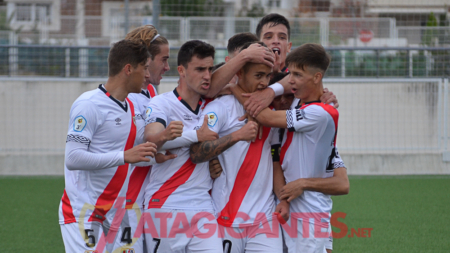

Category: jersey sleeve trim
[156, 118, 166, 128]
[66, 134, 91, 146]
[286, 110, 295, 132]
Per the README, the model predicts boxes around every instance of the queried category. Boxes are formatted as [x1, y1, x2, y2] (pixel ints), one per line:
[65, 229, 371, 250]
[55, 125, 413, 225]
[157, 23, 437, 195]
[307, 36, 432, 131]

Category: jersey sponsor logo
[74, 116, 87, 132]
[207, 112, 218, 127]
[115, 118, 122, 125]
[183, 114, 193, 121]
[295, 109, 305, 121]
[146, 107, 152, 119]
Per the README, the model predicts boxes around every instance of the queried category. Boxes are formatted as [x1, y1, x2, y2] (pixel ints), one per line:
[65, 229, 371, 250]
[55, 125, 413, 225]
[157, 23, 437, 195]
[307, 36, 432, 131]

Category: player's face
[141, 58, 151, 89]
[148, 44, 170, 85]
[287, 64, 320, 100]
[183, 56, 214, 96]
[130, 60, 149, 93]
[260, 23, 292, 66]
[238, 63, 272, 93]
[272, 94, 295, 110]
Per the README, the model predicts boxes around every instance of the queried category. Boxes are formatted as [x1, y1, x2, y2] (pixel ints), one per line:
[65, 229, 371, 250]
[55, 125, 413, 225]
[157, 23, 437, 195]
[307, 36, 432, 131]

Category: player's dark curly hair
[227, 32, 259, 55]
[256, 13, 290, 40]
[177, 40, 215, 68]
[108, 39, 150, 77]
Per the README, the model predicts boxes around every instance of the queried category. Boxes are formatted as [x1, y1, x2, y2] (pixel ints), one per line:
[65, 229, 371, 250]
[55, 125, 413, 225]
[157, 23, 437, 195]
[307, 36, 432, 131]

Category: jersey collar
[98, 84, 128, 112]
[173, 88, 203, 115]
[141, 89, 150, 98]
[295, 100, 321, 109]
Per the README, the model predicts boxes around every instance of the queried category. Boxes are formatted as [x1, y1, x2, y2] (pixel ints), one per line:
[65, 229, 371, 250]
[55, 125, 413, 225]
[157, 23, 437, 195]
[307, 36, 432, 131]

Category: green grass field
[1, 175, 449, 252]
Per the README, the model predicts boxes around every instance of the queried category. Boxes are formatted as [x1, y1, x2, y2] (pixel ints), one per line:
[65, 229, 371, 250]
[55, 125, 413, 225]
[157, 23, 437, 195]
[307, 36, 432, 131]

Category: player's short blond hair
[125, 25, 169, 60]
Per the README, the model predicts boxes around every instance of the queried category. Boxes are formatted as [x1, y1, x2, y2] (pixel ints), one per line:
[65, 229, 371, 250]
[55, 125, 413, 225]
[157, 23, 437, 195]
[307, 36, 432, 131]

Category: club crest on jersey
[207, 112, 218, 127]
[74, 116, 87, 132]
[146, 107, 152, 118]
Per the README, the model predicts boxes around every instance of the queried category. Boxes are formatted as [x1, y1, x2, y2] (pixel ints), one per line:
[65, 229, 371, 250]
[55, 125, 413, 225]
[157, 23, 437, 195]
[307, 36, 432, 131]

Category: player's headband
[151, 34, 160, 43]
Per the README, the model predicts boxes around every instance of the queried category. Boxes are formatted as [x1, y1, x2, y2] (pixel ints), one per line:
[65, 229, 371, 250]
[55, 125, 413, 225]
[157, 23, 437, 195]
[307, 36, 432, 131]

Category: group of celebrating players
[58, 13, 350, 253]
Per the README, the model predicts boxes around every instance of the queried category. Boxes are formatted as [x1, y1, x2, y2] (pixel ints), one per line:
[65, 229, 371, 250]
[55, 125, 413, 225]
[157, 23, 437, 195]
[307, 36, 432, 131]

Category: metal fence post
[376, 49, 380, 78]
[65, 48, 71, 77]
[408, 49, 412, 78]
[444, 78, 449, 152]
[341, 50, 346, 78]
[79, 47, 88, 78]
[8, 32, 18, 76]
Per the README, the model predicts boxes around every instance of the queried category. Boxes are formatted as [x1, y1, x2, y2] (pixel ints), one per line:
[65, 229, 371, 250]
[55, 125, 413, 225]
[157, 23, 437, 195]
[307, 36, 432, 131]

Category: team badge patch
[74, 116, 87, 132]
[146, 107, 152, 118]
[207, 112, 218, 127]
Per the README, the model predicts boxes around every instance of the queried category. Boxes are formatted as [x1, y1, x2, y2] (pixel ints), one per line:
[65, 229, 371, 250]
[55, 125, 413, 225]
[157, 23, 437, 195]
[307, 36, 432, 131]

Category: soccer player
[58, 40, 158, 253]
[189, 42, 284, 253]
[245, 13, 338, 117]
[142, 40, 259, 253]
[231, 43, 349, 253]
[126, 25, 170, 116]
[107, 26, 173, 252]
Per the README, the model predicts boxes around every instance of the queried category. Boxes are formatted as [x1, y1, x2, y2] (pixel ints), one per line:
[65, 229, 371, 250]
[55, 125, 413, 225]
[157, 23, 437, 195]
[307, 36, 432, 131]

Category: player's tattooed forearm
[190, 134, 236, 163]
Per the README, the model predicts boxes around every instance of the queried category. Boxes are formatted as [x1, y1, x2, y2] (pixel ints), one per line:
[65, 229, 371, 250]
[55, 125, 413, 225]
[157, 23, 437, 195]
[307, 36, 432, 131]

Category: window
[13, 3, 52, 24]
[16, 4, 32, 21]
[268, 0, 281, 8]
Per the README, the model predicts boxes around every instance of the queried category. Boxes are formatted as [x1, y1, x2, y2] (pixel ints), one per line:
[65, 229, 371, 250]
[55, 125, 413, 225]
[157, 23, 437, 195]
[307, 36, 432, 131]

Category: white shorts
[282, 218, 330, 253]
[61, 221, 112, 253]
[219, 216, 283, 253]
[143, 208, 222, 253]
[110, 208, 145, 253]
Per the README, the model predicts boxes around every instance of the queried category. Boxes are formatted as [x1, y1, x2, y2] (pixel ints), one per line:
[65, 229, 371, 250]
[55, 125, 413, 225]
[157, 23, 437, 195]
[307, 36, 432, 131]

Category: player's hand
[242, 43, 275, 68]
[237, 113, 263, 141]
[320, 88, 339, 109]
[124, 142, 157, 163]
[155, 150, 177, 163]
[209, 158, 223, 179]
[274, 199, 290, 224]
[235, 120, 258, 142]
[280, 179, 304, 203]
[197, 115, 219, 142]
[163, 121, 183, 141]
[273, 49, 282, 74]
[242, 88, 275, 118]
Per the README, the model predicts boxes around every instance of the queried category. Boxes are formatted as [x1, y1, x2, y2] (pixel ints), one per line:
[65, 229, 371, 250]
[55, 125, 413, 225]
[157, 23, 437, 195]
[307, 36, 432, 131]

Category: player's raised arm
[206, 43, 275, 98]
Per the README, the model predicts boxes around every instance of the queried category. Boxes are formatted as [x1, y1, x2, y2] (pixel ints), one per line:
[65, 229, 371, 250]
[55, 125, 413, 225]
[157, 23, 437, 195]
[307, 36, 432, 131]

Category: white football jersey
[198, 95, 275, 227]
[124, 84, 159, 211]
[143, 89, 214, 211]
[128, 84, 158, 119]
[280, 98, 342, 226]
[59, 85, 139, 226]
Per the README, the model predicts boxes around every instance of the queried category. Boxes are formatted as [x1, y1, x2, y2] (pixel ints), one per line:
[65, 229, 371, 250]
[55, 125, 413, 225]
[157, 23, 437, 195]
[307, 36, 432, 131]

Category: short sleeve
[331, 146, 346, 169]
[196, 100, 228, 134]
[145, 96, 169, 127]
[66, 100, 101, 146]
[286, 105, 326, 133]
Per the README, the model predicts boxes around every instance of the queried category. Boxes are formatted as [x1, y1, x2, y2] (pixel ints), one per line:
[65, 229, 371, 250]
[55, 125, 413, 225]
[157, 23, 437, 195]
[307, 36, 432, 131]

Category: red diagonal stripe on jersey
[311, 103, 339, 145]
[147, 84, 156, 98]
[217, 126, 271, 227]
[125, 166, 151, 209]
[148, 158, 197, 208]
[88, 98, 137, 223]
[61, 189, 76, 224]
[280, 131, 293, 165]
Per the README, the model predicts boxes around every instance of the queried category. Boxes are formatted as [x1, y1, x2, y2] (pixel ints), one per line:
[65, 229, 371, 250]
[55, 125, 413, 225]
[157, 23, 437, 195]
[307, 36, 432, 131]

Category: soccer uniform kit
[59, 85, 146, 253]
[279, 98, 344, 253]
[108, 84, 159, 252]
[143, 89, 222, 253]
[199, 95, 283, 253]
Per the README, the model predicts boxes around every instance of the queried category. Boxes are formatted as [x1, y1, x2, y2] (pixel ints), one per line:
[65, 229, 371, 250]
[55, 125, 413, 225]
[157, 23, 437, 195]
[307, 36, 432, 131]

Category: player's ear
[225, 56, 230, 62]
[236, 68, 243, 80]
[177, 65, 185, 78]
[313, 71, 323, 84]
[287, 41, 292, 53]
[123, 64, 132, 76]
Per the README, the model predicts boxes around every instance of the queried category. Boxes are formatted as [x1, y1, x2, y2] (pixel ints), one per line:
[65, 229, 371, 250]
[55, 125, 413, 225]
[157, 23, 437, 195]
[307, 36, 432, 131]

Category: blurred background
[0, 0, 449, 175]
